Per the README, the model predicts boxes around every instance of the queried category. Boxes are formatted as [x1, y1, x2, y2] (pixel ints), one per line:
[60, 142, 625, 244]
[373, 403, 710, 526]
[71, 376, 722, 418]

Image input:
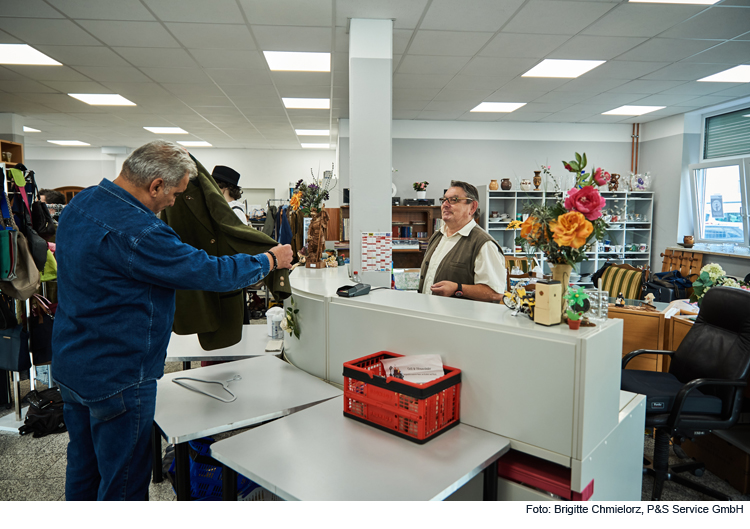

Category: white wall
[24, 146, 337, 206]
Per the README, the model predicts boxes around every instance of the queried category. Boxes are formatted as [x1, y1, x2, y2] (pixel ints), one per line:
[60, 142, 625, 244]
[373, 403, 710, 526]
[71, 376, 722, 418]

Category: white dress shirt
[229, 200, 248, 226]
[421, 219, 506, 295]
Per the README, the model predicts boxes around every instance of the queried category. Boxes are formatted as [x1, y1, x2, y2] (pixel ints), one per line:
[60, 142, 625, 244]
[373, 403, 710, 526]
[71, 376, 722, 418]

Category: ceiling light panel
[295, 129, 330, 136]
[698, 66, 750, 83]
[47, 140, 90, 146]
[629, 1, 720, 4]
[69, 93, 136, 106]
[263, 51, 330, 72]
[143, 127, 188, 134]
[177, 141, 212, 147]
[23, 127, 41, 133]
[0, 44, 61, 65]
[523, 59, 606, 78]
[282, 98, 330, 109]
[602, 105, 665, 115]
[471, 102, 527, 113]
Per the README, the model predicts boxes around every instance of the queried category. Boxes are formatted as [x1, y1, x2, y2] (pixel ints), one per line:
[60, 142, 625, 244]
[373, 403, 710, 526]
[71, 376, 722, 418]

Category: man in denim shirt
[51, 141, 292, 500]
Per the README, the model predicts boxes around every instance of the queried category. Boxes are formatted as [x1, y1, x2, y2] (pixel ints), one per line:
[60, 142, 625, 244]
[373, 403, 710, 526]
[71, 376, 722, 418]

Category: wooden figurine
[608, 173, 620, 191]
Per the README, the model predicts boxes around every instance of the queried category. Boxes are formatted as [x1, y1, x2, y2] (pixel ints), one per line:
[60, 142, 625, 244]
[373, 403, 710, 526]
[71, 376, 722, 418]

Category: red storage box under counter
[343, 351, 461, 444]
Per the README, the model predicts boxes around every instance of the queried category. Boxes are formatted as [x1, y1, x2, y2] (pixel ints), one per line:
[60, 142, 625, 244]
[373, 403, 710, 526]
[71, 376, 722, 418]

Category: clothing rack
[0, 164, 35, 429]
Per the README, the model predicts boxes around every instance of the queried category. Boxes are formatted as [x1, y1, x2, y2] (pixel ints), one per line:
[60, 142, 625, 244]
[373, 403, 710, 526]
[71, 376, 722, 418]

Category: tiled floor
[2, 366, 749, 501]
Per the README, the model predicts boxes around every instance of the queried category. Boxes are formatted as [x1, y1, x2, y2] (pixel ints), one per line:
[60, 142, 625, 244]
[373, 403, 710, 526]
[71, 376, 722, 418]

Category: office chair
[621, 286, 750, 500]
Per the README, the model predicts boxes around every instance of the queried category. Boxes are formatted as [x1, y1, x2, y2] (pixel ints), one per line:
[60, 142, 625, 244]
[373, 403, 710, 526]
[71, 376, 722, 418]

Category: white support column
[0, 113, 25, 143]
[349, 18, 392, 287]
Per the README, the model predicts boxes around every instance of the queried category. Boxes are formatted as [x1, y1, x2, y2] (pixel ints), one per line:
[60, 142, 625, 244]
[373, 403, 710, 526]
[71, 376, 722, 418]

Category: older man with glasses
[417, 180, 506, 302]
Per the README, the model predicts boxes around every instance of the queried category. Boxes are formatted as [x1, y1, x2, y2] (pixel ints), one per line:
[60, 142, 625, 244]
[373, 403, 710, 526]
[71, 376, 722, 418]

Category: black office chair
[621, 286, 750, 500]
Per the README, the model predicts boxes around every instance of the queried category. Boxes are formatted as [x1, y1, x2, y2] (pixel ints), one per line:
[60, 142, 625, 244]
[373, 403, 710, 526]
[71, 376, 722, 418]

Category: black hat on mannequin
[212, 165, 240, 186]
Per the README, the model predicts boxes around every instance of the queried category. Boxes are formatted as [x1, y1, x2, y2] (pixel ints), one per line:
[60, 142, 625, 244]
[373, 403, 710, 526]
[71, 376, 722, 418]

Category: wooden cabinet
[338, 205, 442, 268]
[0, 140, 23, 168]
[607, 305, 668, 372]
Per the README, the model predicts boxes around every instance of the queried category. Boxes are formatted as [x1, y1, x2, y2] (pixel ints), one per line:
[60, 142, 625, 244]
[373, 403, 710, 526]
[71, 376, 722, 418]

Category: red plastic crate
[343, 351, 461, 444]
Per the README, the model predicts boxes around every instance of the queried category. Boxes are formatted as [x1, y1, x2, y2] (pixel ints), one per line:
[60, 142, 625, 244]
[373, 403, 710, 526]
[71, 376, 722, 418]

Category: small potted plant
[413, 181, 429, 199]
[564, 286, 590, 329]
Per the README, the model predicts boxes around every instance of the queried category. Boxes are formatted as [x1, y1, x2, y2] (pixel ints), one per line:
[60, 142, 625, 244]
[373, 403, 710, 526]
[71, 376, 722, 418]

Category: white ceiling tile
[77, 20, 180, 47]
[138, 67, 211, 84]
[531, 92, 590, 105]
[501, 112, 552, 122]
[203, 69, 270, 86]
[660, 7, 750, 40]
[461, 57, 536, 77]
[434, 88, 494, 101]
[548, 36, 647, 61]
[393, 87, 442, 100]
[420, 0, 525, 32]
[606, 80, 688, 94]
[393, 100, 430, 111]
[503, 0, 618, 36]
[397, 55, 471, 76]
[1, 80, 58, 93]
[160, 83, 228, 97]
[641, 63, 729, 81]
[48, 0, 156, 20]
[582, 60, 671, 80]
[681, 41, 750, 65]
[581, 4, 705, 38]
[143, 0, 245, 23]
[189, 49, 266, 69]
[443, 75, 512, 91]
[34, 46, 131, 67]
[581, 92, 643, 106]
[277, 86, 330, 98]
[165, 23, 256, 49]
[239, 0, 332, 26]
[424, 100, 482, 112]
[334, 27, 349, 53]
[39, 80, 110, 93]
[486, 90, 549, 102]
[0, 0, 64, 18]
[493, 77, 570, 93]
[113, 48, 198, 68]
[629, 93, 703, 106]
[616, 39, 721, 63]
[674, 95, 741, 108]
[407, 30, 494, 56]
[0, 18, 100, 45]
[714, 84, 750, 98]
[479, 33, 570, 58]
[0, 29, 21, 44]
[5, 65, 91, 82]
[101, 83, 173, 97]
[554, 77, 630, 93]
[392, 110, 420, 119]
[251, 25, 332, 52]
[73, 66, 152, 83]
[514, 102, 569, 113]
[221, 83, 277, 98]
[18, 93, 107, 112]
[417, 109, 464, 119]
[658, 81, 737, 96]
[335, 0, 428, 29]
[459, 111, 501, 121]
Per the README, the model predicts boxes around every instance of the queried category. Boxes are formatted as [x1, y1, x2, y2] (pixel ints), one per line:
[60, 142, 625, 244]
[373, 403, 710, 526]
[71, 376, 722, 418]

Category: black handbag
[30, 174, 56, 239]
[29, 294, 55, 365]
[0, 324, 31, 372]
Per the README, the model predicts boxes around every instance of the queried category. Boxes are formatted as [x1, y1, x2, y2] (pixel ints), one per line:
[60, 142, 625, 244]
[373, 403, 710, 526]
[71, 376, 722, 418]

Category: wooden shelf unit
[0, 140, 23, 168]
[338, 205, 442, 268]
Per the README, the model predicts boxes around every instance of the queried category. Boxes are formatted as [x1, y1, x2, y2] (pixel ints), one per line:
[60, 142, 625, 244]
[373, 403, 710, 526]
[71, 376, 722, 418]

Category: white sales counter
[284, 267, 646, 501]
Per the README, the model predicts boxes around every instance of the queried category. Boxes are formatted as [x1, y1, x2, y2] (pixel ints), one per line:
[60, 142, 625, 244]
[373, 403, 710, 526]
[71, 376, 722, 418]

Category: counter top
[290, 266, 619, 340]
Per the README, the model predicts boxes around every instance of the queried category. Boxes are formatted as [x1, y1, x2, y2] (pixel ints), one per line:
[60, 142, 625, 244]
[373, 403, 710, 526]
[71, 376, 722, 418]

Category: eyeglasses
[439, 196, 474, 205]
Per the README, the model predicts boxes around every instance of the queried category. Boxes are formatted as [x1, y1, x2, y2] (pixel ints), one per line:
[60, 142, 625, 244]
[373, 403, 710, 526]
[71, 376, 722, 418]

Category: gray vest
[418, 225, 503, 294]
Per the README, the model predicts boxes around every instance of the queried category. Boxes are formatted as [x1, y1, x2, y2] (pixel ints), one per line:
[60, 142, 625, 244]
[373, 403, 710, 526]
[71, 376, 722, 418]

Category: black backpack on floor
[18, 387, 66, 438]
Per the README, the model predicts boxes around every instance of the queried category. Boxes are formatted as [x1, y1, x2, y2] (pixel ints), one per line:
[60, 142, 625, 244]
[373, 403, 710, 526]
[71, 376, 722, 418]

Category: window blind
[704, 107, 750, 159]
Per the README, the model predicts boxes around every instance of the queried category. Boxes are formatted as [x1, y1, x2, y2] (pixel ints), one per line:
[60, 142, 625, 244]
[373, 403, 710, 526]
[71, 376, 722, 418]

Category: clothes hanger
[172, 374, 242, 403]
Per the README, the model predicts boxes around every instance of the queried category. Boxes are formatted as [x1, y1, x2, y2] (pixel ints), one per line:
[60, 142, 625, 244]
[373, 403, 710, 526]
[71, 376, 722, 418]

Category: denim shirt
[51, 179, 270, 400]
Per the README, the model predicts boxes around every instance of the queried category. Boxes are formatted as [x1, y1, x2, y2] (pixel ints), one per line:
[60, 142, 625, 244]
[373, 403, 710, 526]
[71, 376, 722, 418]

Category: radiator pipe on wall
[631, 123, 640, 175]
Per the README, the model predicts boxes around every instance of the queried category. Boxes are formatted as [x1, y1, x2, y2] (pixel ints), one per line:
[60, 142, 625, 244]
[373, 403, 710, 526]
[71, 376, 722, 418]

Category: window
[703, 106, 750, 159]
[690, 158, 750, 245]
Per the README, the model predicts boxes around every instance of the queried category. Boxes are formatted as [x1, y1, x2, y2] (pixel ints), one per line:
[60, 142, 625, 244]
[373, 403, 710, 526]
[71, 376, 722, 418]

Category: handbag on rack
[11, 182, 47, 271]
[28, 172, 56, 239]
[0, 324, 31, 372]
[0, 188, 40, 300]
[29, 294, 55, 365]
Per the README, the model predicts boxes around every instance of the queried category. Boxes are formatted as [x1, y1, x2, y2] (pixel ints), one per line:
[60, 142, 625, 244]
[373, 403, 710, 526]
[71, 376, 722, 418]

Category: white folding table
[152, 355, 342, 500]
[165, 324, 281, 368]
[210, 396, 511, 501]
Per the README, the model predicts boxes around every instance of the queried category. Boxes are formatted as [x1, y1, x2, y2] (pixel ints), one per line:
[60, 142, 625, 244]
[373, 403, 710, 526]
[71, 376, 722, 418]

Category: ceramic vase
[489, 179, 499, 190]
[417, 191, 426, 199]
[305, 207, 329, 268]
[500, 178, 512, 190]
[567, 318, 581, 330]
[533, 171, 542, 190]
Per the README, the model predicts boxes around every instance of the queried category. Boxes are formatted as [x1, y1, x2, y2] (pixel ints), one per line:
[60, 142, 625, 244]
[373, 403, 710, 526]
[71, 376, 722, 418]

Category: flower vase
[305, 207, 329, 269]
[550, 263, 573, 290]
[500, 178, 512, 190]
[533, 171, 542, 190]
[417, 191, 426, 199]
[489, 179, 499, 191]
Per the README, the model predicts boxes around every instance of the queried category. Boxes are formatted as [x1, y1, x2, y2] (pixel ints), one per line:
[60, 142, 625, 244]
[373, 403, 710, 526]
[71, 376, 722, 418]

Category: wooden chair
[659, 249, 704, 298]
[600, 263, 646, 300]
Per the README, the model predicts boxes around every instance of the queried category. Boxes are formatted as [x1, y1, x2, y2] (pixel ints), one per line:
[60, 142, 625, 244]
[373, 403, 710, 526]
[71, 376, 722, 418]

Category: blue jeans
[59, 380, 157, 501]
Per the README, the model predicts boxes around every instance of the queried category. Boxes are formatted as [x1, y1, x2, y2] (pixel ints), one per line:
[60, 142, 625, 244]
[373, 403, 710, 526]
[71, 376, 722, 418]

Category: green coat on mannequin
[162, 155, 291, 350]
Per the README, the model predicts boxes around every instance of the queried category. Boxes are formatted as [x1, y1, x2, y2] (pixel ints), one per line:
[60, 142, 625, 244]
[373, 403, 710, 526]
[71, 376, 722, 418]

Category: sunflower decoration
[506, 219, 523, 231]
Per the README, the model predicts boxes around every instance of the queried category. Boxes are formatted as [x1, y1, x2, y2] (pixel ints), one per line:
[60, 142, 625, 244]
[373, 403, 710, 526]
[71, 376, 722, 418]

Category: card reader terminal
[336, 283, 371, 297]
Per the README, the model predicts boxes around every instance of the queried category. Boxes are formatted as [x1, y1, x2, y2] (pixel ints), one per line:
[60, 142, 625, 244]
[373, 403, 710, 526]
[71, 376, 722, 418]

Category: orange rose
[549, 211, 593, 249]
[520, 216, 544, 242]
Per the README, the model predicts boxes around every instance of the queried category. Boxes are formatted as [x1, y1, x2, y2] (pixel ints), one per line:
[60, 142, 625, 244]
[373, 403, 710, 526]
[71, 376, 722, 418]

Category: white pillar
[0, 113, 24, 143]
[349, 18, 392, 287]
